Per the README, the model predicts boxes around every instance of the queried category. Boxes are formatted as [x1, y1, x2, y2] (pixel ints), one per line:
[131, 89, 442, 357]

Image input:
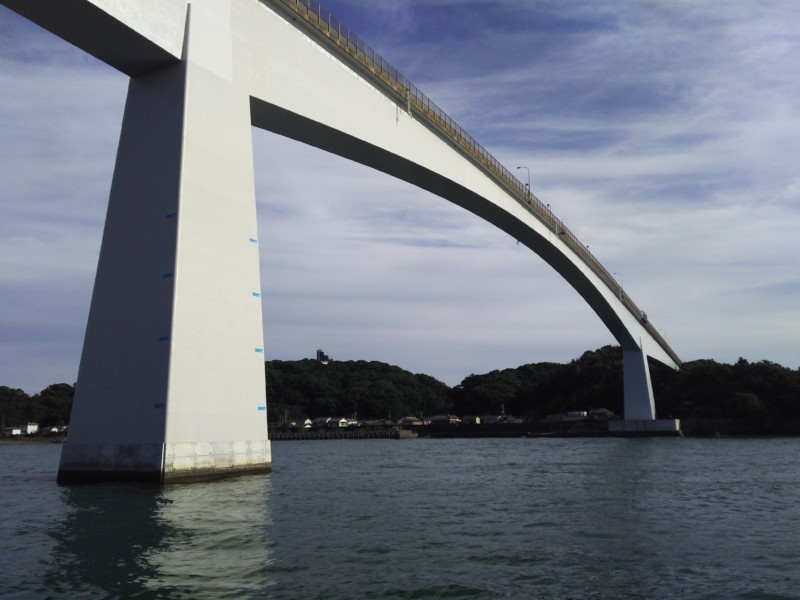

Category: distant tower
[316, 349, 331, 364]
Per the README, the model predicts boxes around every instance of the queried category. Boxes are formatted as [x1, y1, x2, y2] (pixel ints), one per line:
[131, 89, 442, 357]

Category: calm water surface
[1, 438, 799, 599]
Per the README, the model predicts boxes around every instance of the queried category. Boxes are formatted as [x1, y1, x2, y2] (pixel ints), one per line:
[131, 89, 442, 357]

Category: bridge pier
[58, 3, 271, 483]
[623, 344, 657, 420]
[618, 343, 681, 434]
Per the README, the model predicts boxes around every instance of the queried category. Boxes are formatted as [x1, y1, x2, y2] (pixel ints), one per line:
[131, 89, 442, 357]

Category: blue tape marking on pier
[252, 291, 261, 297]
[257, 406, 266, 411]
[158, 336, 170, 342]
[255, 347, 264, 353]
[162, 273, 174, 279]
[248, 237, 258, 243]
[165, 212, 177, 219]
[154, 403, 166, 409]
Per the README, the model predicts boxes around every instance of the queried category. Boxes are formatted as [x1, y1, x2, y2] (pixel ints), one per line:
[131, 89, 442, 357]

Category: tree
[263, 358, 451, 420]
[32, 383, 74, 426]
[0, 386, 31, 428]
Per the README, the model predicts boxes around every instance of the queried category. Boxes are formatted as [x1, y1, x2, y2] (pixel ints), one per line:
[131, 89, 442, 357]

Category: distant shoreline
[0, 435, 65, 445]
[5, 420, 800, 446]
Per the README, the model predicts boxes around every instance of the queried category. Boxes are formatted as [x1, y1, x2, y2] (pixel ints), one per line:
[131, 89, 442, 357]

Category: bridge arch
[1, 0, 680, 483]
[245, 0, 681, 408]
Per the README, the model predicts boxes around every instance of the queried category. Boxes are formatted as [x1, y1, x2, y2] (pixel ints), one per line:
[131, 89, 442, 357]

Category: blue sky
[1, 1, 799, 393]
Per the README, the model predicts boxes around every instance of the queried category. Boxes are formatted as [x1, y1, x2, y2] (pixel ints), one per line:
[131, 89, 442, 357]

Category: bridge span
[1, 0, 681, 482]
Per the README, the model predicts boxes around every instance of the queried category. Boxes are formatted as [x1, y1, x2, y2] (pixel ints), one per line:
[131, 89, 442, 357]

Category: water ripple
[2, 438, 800, 598]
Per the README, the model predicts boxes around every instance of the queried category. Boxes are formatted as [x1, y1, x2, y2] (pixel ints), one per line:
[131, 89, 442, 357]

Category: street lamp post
[516, 166, 531, 199]
[613, 272, 623, 301]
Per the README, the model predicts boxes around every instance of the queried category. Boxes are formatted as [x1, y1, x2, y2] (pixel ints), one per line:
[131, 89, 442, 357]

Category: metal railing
[266, 0, 680, 366]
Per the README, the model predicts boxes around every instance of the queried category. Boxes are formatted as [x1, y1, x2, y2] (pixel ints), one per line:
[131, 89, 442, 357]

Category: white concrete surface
[609, 419, 682, 436]
[55, 1, 271, 482]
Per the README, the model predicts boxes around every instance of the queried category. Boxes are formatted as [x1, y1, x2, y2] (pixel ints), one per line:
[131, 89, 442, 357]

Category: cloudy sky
[1, 1, 798, 394]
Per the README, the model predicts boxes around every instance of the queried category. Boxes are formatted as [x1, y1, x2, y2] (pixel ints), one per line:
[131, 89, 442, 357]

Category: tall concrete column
[58, 3, 271, 483]
[623, 344, 657, 421]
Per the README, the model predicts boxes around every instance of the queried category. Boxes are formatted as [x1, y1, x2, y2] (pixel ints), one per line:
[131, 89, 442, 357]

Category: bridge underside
[2, 0, 680, 482]
[249, 97, 666, 421]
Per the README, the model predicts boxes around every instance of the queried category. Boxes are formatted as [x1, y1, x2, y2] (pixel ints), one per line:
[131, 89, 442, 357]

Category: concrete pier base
[57, 443, 165, 483]
[163, 440, 272, 483]
[57, 439, 272, 484]
[608, 419, 682, 437]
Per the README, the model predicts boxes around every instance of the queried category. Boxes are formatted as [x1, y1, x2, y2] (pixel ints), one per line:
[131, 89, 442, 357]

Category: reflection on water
[44, 475, 275, 598]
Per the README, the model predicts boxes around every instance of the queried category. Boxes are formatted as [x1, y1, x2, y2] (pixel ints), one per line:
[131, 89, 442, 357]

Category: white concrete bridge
[1, 0, 681, 482]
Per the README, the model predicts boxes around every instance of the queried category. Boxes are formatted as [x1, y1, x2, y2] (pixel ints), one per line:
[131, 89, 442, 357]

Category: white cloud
[1, 1, 799, 394]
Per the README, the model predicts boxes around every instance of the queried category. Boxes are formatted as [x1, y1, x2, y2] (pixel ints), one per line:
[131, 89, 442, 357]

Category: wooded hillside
[2, 347, 798, 432]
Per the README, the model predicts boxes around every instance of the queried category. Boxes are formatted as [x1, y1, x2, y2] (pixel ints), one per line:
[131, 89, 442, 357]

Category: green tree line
[0, 383, 74, 429]
[265, 359, 451, 423]
[452, 346, 800, 429]
[3, 347, 799, 432]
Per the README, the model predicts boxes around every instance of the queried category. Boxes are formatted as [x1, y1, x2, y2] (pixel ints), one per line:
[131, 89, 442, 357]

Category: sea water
[1, 437, 799, 598]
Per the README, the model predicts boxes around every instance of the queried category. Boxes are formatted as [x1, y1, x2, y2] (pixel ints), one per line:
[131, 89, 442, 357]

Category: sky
[1, 1, 799, 394]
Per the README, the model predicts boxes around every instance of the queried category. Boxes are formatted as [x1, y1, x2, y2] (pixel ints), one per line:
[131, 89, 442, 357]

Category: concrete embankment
[269, 429, 417, 441]
[420, 420, 682, 438]
[268, 421, 683, 440]
[0, 434, 66, 445]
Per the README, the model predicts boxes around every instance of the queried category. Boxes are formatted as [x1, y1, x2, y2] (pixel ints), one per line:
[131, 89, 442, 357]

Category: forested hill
[453, 347, 800, 427]
[264, 349, 633, 422]
[2, 347, 799, 430]
[263, 347, 642, 422]
[0, 383, 73, 429]
[265, 359, 451, 423]
[267, 347, 800, 427]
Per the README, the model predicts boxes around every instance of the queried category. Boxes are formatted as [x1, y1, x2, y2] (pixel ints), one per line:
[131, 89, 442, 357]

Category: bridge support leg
[613, 345, 681, 435]
[58, 4, 270, 483]
[623, 344, 656, 420]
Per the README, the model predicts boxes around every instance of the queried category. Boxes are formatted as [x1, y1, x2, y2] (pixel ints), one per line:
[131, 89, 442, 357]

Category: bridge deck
[266, 0, 680, 366]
